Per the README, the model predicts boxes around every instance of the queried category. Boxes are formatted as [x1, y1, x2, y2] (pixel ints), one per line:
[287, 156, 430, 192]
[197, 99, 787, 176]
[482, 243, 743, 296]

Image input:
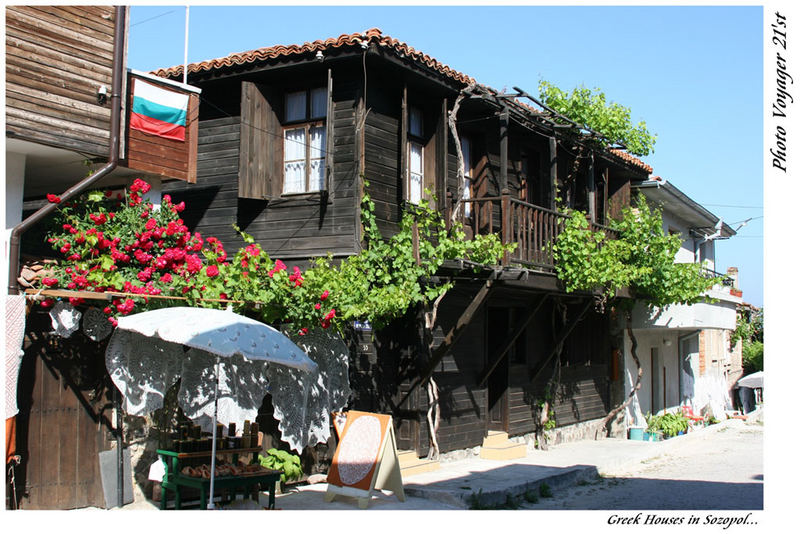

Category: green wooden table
[157, 448, 282, 510]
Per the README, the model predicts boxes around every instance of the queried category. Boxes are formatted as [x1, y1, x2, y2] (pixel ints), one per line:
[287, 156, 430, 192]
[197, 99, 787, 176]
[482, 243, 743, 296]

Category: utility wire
[131, 9, 177, 28]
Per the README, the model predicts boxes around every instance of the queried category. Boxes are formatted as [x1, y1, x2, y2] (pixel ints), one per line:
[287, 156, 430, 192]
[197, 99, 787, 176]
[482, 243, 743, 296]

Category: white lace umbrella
[104, 306, 318, 509]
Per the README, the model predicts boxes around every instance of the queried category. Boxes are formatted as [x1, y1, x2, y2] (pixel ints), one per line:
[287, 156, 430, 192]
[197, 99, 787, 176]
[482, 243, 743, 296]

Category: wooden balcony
[451, 193, 618, 271]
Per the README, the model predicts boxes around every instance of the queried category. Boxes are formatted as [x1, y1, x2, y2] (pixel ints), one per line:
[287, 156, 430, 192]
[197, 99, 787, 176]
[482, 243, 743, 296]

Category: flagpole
[183, 5, 189, 85]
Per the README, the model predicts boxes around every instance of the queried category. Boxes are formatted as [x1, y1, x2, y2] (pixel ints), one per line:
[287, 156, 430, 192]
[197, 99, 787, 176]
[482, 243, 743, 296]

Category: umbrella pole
[208, 355, 220, 510]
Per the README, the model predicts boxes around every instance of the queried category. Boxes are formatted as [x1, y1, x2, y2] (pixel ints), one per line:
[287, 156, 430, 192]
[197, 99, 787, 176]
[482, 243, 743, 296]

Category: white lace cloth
[49, 301, 81, 338]
[104, 308, 337, 452]
[268, 328, 352, 451]
[6, 295, 26, 417]
[82, 307, 113, 341]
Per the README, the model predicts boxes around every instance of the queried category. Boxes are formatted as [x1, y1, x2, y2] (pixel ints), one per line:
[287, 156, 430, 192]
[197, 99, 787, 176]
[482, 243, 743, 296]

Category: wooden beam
[529, 298, 595, 384]
[549, 136, 558, 210]
[588, 151, 596, 222]
[398, 278, 495, 408]
[499, 106, 509, 192]
[477, 295, 548, 387]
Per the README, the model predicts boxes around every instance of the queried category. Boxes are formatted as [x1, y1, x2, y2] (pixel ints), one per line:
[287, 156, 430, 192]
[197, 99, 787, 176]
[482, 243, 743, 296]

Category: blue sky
[128, 4, 765, 306]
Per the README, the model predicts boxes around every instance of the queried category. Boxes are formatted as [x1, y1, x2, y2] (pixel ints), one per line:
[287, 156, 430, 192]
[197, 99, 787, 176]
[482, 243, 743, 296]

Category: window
[407, 106, 424, 205]
[460, 136, 472, 217]
[283, 88, 327, 194]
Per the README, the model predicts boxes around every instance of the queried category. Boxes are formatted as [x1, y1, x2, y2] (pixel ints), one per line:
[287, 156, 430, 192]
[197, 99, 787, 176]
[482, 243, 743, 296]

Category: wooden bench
[157, 448, 282, 510]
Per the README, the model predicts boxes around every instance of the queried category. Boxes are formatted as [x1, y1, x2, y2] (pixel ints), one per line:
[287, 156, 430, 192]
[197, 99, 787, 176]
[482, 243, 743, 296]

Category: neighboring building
[153, 28, 652, 459]
[624, 176, 743, 428]
[5, 5, 200, 509]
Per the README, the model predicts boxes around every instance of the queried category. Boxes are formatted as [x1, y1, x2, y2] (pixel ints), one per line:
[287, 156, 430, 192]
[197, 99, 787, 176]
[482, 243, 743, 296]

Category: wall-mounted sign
[353, 320, 372, 332]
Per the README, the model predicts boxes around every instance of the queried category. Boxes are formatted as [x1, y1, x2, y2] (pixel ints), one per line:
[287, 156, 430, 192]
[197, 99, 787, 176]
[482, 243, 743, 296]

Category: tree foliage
[538, 80, 657, 157]
[733, 306, 763, 374]
[553, 194, 717, 308]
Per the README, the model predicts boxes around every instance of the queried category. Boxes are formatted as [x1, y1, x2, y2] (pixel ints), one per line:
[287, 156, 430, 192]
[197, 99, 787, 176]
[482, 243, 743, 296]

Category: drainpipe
[7, 5, 126, 295]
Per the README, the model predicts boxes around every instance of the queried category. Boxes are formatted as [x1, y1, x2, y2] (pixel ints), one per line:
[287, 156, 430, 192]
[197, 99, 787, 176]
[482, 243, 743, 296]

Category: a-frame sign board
[324, 411, 405, 509]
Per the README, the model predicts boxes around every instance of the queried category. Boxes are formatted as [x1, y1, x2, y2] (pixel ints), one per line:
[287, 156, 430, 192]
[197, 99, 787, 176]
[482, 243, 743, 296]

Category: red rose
[42, 277, 58, 287]
[320, 290, 329, 301]
[47, 194, 61, 204]
[206, 265, 219, 277]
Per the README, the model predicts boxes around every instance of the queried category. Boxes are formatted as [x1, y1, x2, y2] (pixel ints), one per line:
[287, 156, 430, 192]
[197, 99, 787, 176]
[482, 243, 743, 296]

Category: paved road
[520, 420, 763, 510]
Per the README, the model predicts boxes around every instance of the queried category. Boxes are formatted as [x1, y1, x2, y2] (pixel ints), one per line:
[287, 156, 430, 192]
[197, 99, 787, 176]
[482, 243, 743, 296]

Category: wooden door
[486, 308, 509, 432]
[16, 316, 113, 509]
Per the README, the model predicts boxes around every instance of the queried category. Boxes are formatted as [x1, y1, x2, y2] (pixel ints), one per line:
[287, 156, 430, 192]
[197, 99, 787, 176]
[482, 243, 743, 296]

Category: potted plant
[258, 448, 303, 493]
[644, 413, 663, 441]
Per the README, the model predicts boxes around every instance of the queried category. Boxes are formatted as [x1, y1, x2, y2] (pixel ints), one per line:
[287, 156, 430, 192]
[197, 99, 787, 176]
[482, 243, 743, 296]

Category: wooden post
[412, 221, 421, 266]
[500, 107, 509, 193]
[501, 188, 511, 266]
[445, 190, 453, 230]
[549, 136, 558, 210]
[588, 152, 596, 223]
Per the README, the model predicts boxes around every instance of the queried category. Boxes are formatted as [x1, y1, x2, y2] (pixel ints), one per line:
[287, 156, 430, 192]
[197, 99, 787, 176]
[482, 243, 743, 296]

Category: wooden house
[154, 28, 653, 459]
[5, 5, 201, 509]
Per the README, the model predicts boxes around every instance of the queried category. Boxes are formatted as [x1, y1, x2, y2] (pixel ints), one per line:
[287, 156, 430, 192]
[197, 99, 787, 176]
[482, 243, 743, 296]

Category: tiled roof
[609, 149, 653, 174]
[153, 28, 651, 174]
[153, 28, 475, 85]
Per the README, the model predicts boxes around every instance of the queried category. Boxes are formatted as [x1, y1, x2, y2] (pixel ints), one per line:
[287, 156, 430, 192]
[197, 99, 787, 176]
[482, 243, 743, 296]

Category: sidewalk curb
[405, 465, 599, 509]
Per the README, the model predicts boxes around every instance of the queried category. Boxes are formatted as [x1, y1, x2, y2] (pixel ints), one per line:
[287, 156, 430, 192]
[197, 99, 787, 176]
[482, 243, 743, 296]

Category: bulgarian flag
[130, 79, 189, 141]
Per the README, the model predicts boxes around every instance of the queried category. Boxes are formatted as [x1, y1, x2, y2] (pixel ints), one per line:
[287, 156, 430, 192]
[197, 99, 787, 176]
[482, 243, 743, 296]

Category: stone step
[482, 430, 510, 449]
[479, 434, 527, 460]
[397, 450, 441, 478]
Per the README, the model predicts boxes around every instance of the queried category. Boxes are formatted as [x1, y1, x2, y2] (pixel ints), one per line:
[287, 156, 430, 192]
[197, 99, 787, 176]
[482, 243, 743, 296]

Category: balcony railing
[451, 192, 618, 271]
[701, 268, 735, 287]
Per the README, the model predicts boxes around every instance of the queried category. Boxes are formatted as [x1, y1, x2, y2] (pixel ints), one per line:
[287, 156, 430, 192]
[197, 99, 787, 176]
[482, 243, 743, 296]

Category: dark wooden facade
[6, 6, 201, 185]
[124, 73, 201, 184]
[5, 5, 118, 156]
[156, 32, 647, 454]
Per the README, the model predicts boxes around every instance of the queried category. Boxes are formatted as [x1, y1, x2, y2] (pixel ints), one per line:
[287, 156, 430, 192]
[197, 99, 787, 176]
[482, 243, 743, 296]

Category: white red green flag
[130, 79, 189, 141]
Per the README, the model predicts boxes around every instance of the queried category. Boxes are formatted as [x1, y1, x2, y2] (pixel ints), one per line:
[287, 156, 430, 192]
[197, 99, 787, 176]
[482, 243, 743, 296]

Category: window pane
[284, 128, 306, 161]
[286, 91, 306, 121]
[309, 160, 325, 192]
[310, 126, 326, 160]
[460, 137, 471, 177]
[409, 142, 423, 204]
[284, 128, 306, 193]
[409, 106, 423, 137]
[284, 162, 305, 194]
[409, 142, 423, 173]
[409, 172, 422, 205]
[463, 177, 471, 218]
[309, 125, 326, 191]
[310, 87, 327, 118]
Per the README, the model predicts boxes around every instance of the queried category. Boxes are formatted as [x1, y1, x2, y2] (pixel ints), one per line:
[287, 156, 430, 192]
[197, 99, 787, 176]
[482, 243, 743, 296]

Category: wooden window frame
[406, 105, 425, 205]
[282, 87, 327, 195]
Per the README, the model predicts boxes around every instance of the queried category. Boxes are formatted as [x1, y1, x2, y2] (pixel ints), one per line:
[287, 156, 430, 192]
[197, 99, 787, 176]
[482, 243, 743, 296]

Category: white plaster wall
[624, 330, 683, 428]
[661, 211, 697, 265]
[140, 177, 162, 210]
[631, 297, 737, 330]
[5, 152, 26, 293]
